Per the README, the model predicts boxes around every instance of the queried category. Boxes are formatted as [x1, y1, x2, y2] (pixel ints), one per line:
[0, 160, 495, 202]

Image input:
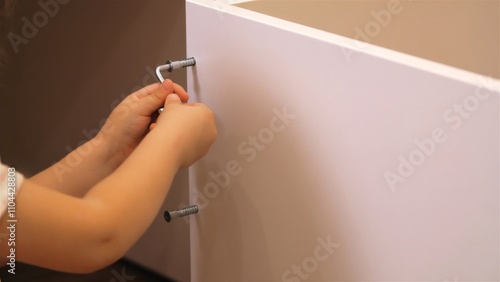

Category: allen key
[155, 57, 196, 113]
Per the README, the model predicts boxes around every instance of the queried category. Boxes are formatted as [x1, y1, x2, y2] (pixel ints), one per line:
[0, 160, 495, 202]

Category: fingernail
[161, 79, 173, 90]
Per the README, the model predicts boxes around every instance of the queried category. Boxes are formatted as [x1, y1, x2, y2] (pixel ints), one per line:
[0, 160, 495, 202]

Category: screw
[165, 57, 196, 72]
[155, 57, 196, 82]
[164, 205, 199, 223]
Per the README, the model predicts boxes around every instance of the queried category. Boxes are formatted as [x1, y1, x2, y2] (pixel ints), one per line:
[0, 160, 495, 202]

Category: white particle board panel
[186, 0, 499, 281]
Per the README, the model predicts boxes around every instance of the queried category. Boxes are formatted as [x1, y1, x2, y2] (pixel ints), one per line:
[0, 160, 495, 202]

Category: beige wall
[237, 0, 499, 79]
[0, 0, 189, 280]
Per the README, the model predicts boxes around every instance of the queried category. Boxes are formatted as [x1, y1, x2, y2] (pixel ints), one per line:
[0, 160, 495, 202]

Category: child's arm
[27, 135, 125, 197]
[3, 93, 216, 273]
[29, 81, 189, 197]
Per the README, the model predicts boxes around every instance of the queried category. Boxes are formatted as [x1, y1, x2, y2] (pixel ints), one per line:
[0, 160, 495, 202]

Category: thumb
[127, 80, 173, 116]
[165, 93, 181, 105]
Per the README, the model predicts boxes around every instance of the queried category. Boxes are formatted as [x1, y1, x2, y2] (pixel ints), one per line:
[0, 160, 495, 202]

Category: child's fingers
[149, 123, 157, 131]
[173, 83, 189, 101]
[165, 93, 181, 105]
[131, 80, 174, 116]
[160, 79, 175, 94]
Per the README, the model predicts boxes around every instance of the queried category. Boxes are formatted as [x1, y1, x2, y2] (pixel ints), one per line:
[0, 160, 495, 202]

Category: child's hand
[97, 80, 189, 166]
[152, 93, 217, 169]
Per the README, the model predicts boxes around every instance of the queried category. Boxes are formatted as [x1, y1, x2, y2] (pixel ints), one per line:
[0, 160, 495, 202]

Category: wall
[0, 0, 189, 280]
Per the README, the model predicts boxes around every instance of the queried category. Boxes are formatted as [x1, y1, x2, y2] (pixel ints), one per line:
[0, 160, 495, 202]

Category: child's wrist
[145, 127, 184, 170]
[93, 132, 126, 172]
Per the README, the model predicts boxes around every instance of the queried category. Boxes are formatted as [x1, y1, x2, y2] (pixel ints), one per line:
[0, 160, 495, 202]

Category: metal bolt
[155, 57, 196, 82]
[164, 205, 199, 223]
[165, 57, 196, 72]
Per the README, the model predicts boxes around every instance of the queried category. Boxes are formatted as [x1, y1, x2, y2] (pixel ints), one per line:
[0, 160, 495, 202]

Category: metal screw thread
[166, 57, 196, 72]
[179, 57, 196, 68]
[164, 205, 199, 222]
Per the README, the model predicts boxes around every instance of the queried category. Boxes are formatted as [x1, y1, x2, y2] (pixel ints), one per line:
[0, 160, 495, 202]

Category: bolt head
[164, 211, 172, 222]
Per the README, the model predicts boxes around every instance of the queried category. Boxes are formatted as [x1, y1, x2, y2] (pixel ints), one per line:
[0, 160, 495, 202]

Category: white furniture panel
[186, 1, 499, 281]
